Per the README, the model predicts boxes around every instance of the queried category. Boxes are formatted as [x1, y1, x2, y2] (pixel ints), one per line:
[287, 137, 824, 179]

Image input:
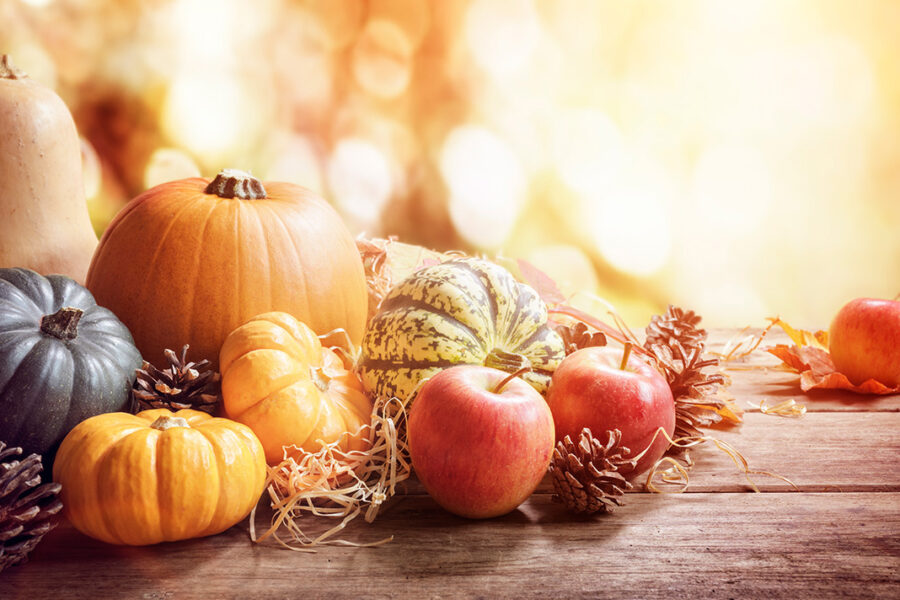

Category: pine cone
[643, 305, 728, 439]
[133, 345, 220, 414]
[645, 305, 706, 350]
[0, 442, 63, 572]
[554, 321, 607, 355]
[549, 428, 633, 515]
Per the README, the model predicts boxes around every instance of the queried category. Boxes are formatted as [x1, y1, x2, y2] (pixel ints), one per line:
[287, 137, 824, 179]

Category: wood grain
[401, 411, 900, 496]
[1, 493, 897, 599]
[0, 328, 898, 598]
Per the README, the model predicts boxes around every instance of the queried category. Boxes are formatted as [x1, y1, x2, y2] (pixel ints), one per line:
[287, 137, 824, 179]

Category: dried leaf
[767, 320, 900, 395]
[548, 304, 653, 359]
[768, 317, 828, 351]
[750, 398, 807, 418]
[417, 258, 441, 270]
[516, 259, 567, 306]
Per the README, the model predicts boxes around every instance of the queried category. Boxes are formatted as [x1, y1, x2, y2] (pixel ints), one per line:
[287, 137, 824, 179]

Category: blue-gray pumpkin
[0, 268, 142, 461]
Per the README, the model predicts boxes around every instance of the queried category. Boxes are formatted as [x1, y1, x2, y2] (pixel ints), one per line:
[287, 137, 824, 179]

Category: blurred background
[2, 0, 898, 328]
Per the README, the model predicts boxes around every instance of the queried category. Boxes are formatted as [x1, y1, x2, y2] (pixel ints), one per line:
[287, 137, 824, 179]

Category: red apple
[546, 346, 675, 477]
[408, 365, 555, 519]
[829, 298, 900, 387]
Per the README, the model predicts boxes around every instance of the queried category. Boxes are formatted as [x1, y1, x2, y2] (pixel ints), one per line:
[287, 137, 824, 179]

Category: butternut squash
[0, 55, 98, 283]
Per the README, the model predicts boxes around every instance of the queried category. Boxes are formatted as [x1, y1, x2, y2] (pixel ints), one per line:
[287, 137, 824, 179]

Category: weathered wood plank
[649, 412, 900, 492]
[389, 412, 900, 495]
[2, 493, 897, 599]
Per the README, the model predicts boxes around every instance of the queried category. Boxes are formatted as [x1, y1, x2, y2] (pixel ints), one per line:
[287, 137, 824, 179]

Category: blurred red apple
[408, 365, 555, 519]
[829, 298, 900, 387]
[546, 346, 675, 477]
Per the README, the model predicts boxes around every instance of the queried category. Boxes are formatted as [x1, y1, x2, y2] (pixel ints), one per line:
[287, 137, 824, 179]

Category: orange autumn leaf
[767, 317, 828, 350]
[766, 320, 900, 395]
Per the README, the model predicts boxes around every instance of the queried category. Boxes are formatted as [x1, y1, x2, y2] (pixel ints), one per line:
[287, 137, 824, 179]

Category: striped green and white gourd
[358, 257, 565, 402]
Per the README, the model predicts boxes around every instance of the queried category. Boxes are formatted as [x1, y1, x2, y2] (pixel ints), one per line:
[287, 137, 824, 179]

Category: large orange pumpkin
[220, 311, 373, 464]
[85, 169, 368, 367]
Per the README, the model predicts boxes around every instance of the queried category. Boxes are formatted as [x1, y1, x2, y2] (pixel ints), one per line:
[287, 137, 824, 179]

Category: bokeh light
[327, 138, 394, 232]
[144, 147, 201, 190]
[4, 0, 899, 328]
[441, 125, 527, 249]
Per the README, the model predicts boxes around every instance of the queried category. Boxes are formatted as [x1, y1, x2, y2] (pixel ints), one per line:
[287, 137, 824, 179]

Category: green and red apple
[408, 365, 555, 519]
[546, 346, 675, 477]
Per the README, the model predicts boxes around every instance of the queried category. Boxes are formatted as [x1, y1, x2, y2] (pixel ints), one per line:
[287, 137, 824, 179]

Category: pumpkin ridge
[62, 348, 117, 435]
[151, 426, 167, 543]
[504, 283, 536, 341]
[227, 364, 311, 421]
[270, 204, 314, 325]
[511, 322, 557, 354]
[3, 339, 75, 448]
[192, 425, 227, 536]
[47, 274, 93, 314]
[451, 259, 501, 338]
[0, 269, 52, 314]
[108, 192, 204, 346]
[228, 197, 242, 347]
[0, 332, 40, 397]
[95, 425, 148, 544]
[375, 296, 485, 351]
[360, 356, 468, 371]
[184, 199, 223, 355]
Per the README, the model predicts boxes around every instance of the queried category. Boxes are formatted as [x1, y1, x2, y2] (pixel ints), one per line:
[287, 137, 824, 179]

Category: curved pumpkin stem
[0, 55, 26, 80]
[310, 366, 331, 393]
[205, 169, 267, 199]
[40, 307, 83, 340]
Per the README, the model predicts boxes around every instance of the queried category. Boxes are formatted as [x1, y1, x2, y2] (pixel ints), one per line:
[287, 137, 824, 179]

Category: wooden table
[2, 329, 898, 599]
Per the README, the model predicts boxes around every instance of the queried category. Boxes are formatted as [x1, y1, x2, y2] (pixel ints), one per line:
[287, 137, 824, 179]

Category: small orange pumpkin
[220, 312, 373, 464]
[53, 409, 266, 546]
[85, 169, 368, 368]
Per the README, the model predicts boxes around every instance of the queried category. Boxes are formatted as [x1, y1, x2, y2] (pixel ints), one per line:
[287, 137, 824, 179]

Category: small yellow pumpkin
[220, 312, 373, 464]
[53, 409, 266, 546]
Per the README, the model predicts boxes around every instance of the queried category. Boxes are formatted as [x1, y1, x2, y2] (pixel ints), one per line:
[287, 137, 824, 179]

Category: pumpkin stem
[40, 307, 83, 341]
[484, 348, 532, 375]
[619, 342, 633, 371]
[204, 169, 267, 199]
[492, 366, 532, 394]
[310, 367, 331, 392]
[0, 55, 26, 80]
[150, 416, 191, 430]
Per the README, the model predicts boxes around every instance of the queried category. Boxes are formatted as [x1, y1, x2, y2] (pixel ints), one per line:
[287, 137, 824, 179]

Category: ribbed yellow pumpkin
[358, 257, 565, 402]
[53, 409, 266, 546]
[220, 312, 373, 464]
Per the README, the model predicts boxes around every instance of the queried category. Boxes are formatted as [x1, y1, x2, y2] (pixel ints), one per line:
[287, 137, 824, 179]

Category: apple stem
[620, 342, 633, 371]
[492, 366, 532, 394]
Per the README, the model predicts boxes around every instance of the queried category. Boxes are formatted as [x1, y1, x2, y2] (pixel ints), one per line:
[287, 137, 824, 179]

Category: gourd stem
[40, 307, 83, 341]
[204, 169, 267, 199]
[150, 416, 190, 430]
[310, 367, 331, 392]
[619, 342, 633, 371]
[492, 366, 532, 394]
[0, 55, 26, 80]
[484, 348, 532, 374]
